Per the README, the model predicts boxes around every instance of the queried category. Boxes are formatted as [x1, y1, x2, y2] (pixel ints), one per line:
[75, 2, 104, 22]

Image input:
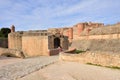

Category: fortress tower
[11, 25, 15, 33]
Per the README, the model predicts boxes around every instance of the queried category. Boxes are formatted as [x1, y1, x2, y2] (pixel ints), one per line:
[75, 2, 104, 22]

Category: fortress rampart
[22, 33, 49, 57]
[8, 28, 69, 57]
[60, 22, 120, 67]
[7, 22, 120, 59]
[70, 23, 120, 51]
[8, 32, 23, 50]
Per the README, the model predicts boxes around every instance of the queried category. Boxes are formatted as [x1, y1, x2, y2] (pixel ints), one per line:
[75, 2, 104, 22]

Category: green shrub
[75, 50, 85, 54]
[105, 66, 120, 69]
[86, 63, 101, 66]
[86, 63, 120, 70]
[0, 28, 11, 38]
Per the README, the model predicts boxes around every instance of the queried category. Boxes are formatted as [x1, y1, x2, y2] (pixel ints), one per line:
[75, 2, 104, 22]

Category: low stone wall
[0, 38, 8, 48]
[48, 49, 60, 56]
[0, 48, 25, 58]
[59, 51, 120, 67]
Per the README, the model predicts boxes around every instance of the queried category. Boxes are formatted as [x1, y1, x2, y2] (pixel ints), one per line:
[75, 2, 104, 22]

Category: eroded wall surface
[60, 51, 120, 67]
[8, 32, 22, 50]
[22, 35, 48, 57]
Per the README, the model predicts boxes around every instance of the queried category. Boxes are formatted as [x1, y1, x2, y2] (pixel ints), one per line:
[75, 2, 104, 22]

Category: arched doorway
[54, 37, 60, 48]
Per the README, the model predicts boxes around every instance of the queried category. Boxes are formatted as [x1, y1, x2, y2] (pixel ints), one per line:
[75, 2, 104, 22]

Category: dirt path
[18, 61, 120, 80]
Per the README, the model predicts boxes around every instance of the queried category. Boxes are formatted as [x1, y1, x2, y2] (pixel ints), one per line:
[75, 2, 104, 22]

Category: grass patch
[0, 37, 8, 39]
[105, 66, 120, 69]
[86, 62, 120, 70]
[75, 50, 85, 54]
[86, 63, 102, 66]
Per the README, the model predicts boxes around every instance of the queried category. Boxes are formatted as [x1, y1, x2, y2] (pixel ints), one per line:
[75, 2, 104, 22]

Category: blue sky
[0, 0, 120, 31]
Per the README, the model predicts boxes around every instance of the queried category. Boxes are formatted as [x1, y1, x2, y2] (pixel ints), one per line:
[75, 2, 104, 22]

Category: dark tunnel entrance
[54, 37, 60, 48]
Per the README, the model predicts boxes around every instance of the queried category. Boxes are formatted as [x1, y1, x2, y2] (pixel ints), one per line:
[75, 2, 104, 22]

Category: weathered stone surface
[48, 49, 59, 56]
[59, 51, 120, 67]
[80, 23, 120, 36]
[8, 32, 23, 50]
[22, 35, 49, 57]
[18, 61, 120, 80]
[8, 30, 69, 57]
[0, 56, 58, 80]
[71, 39, 120, 52]
[64, 48, 76, 53]
[0, 48, 25, 58]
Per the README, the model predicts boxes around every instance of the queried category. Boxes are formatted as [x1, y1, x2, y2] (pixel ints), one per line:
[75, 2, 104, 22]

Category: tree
[0, 28, 11, 38]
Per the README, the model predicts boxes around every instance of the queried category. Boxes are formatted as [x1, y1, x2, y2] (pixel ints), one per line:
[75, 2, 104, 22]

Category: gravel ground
[19, 62, 120, 80]
[0, 56, 23, 68]
[1, 56, 120, 80]
[0, 56, 58, 80]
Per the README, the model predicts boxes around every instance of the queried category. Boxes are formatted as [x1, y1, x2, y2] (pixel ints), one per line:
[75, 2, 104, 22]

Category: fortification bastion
[8, 27, 69, 57]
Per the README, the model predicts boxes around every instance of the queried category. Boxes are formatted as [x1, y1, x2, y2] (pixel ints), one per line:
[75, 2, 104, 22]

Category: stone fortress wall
[2, 21, 120, 67]
[8, 31, 50, 57]
[22, 32, 49, 57]
[59, 22, 120, 41]
[8, 32, 23, 50]
[8, 26, 69, 57]
[7, 21, 120, 61]
[59, 22, 120, 67]
[54, 22, 120, 51]
[56, 22, 104, 42]
[69, 22, 120, 52]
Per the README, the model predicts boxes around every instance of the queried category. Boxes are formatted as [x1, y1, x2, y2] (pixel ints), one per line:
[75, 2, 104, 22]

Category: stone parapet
[48, 49, 59, 56]
[73, 34, 120, 40]
[59, 51, 120, 67]
[0, 47, 24, 58]
[23, 32, 48, 36]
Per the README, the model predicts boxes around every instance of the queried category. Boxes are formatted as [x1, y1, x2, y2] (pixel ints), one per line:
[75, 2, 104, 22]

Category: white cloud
[0, 0, 120, 31]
